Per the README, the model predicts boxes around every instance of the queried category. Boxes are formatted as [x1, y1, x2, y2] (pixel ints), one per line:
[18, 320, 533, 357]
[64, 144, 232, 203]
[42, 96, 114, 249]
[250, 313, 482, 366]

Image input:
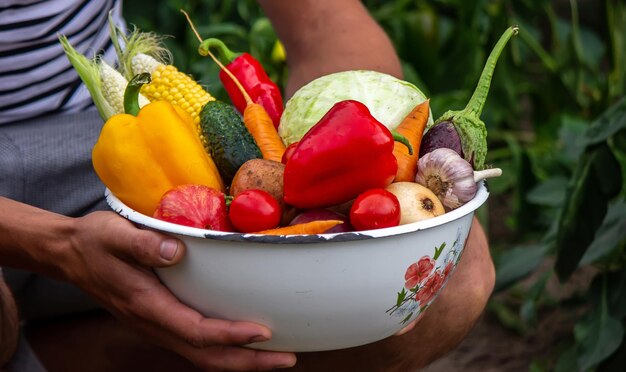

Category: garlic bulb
[415, 148, 502, 210]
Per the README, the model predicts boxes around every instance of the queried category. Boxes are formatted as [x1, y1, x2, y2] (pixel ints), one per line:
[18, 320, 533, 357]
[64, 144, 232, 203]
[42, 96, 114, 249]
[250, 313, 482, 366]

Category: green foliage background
[124, 1, 626, 370]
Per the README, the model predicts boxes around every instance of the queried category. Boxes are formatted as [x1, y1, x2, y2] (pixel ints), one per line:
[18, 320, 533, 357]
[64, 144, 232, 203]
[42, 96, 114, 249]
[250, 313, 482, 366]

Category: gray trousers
[0, 109, 109, 371]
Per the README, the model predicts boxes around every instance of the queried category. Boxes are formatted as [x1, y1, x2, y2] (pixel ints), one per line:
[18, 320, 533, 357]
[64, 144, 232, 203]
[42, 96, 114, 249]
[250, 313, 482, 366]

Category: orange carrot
[242, 103, 285, 162]
[254, 220, 344, 235]
[182, 11, 286, 163]
[393, 100, 430, 182]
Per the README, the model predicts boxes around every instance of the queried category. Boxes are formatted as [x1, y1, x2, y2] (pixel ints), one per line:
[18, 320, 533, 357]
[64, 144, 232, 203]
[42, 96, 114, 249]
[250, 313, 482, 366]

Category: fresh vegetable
[349, 189, 401, 231]
[289, 209, 353, 233]
[200, 49, 285, 162]
[229, 189, 282, 233]
[418, 121, 463, 159]
[254, 220, 344, 235]
[278, 70, 433, 146]
[393, 100, 430, 182]
[200, 100, 262, 184]
[92, 73, 224, 215]
[283, 100, 412, 209]
[415, 148, 502, 210]
[58, 35, 149, 121]
[423, 26, 519, 170]
[385, 182, 445, 225]
[153, 184, 232, 231]
[281, 142, 298, 164]
[184, 11, 286, 162]
[132, 53, 214, 133]
[229, 159, 285, 202]
[109, 21, 215, 139]
[199, 38, 284, 129]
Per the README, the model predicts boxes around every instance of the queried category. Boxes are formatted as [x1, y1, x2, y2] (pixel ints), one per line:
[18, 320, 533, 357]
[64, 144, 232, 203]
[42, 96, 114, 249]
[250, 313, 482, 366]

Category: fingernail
[248, 334, 269, 343]
[160, 239, 179, 261]
[274, 358, 297, 369]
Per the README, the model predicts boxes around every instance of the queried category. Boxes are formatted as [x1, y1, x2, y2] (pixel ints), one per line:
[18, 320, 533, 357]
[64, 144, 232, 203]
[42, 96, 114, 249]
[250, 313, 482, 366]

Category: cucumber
[200, 100, 262, 184]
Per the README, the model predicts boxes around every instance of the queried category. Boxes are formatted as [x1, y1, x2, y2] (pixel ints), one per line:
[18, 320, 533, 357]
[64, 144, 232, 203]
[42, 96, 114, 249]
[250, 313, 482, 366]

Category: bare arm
[258, 0, 403, 96]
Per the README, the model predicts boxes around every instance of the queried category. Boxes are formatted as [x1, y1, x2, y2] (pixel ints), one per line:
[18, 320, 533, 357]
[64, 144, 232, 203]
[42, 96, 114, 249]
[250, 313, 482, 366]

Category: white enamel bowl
[105, 182, 489, 352]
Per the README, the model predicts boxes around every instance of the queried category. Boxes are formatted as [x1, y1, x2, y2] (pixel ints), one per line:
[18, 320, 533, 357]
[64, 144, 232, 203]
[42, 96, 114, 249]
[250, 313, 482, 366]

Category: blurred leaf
[520, 270, 551, 327]
[585, 97, 626, 145]
[486, 158, 514, 194]
[557, 114, 589, 165]
[196, 23, 248, 40]
[608, 130, 626, 197]
[598, 335, 626, 372]
[574, 282, 624, 370]
[526, 176, 568, 207]
[607, 0, 626, 101]
[249, 18, 276, 61]
[555, 344, 579, 372]
[607, 269, 626, 319]
[495, 243, 550, 292]
[555, 144, 622, 281]
[580, 200, 626, 266]
[488, 299, 526, 334]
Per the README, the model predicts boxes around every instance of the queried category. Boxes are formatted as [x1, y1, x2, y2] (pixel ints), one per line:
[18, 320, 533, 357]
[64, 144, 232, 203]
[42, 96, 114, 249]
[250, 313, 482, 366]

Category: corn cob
[132, 53, 214, 142]
[100, 61, 150, 114]
[132, 53, 214, 123]
[59, 35, 149, 121]
[109, 17, 214, 143]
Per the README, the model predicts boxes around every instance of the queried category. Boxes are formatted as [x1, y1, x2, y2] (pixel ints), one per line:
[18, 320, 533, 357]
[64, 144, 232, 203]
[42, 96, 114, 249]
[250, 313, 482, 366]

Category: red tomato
[349, 189, 400, 231]
[229, 189, 282, 233]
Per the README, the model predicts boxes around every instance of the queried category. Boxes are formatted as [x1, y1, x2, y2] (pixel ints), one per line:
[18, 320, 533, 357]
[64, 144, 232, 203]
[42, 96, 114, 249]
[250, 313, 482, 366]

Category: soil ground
[422, 262, 596, 372]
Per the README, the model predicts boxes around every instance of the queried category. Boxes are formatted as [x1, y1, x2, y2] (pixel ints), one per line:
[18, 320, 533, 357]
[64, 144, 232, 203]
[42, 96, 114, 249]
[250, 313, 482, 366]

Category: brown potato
[230, 159, 285, 202]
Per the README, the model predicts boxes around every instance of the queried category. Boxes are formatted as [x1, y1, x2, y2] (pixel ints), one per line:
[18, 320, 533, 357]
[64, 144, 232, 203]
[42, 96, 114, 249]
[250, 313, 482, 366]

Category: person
[0, 0, 495, 370]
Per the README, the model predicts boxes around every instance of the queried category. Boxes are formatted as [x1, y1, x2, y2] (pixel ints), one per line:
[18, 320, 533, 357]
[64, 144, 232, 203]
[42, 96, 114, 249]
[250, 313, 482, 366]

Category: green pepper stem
[124, 73, 151, 116]
[391, 131, 414, 155]
[198, 38, 241, 64]
[463, 25, 519, 118]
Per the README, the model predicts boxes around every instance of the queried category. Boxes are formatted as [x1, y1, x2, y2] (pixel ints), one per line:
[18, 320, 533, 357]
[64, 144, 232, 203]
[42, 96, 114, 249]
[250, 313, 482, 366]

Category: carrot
[393, 99, 430, 182]
[182, 11, 286, 163]
[253, 220, 344, 235]
[242, 103, 285, 162]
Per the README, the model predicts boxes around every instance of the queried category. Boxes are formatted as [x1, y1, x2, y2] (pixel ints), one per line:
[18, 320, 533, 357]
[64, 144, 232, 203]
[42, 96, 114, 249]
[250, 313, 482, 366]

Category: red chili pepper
[199, 38, 284, 129]
[283, 100, 413, 209]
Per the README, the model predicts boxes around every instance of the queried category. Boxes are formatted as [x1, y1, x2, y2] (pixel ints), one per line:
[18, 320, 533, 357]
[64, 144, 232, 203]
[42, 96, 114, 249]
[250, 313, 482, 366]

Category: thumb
[122, 227, 186, 268]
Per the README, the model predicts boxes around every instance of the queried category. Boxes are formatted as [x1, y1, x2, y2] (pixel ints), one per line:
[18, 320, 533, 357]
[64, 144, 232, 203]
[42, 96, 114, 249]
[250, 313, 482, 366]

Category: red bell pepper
[199, 38, 284, 128]
[283, 100, 413, 209]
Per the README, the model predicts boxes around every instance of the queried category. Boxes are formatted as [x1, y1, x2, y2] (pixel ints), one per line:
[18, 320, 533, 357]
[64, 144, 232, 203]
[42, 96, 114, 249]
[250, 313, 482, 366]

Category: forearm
[0, 273, 19, 366]
[0, 197, 73, 279]
[258, 0, 402, 96]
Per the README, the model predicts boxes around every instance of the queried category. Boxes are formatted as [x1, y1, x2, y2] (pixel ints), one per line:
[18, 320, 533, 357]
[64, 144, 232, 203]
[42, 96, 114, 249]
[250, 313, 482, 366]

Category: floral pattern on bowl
[386, 227, 464, 324]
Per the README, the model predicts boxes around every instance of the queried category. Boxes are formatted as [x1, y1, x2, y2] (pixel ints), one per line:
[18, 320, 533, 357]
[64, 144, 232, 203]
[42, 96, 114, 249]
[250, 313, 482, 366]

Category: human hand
[62, 211, 296, 371]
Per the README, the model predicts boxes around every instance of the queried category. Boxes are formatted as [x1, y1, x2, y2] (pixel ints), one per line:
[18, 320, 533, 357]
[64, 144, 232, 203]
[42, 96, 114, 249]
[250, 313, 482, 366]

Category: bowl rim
[105, 182, 489, 244]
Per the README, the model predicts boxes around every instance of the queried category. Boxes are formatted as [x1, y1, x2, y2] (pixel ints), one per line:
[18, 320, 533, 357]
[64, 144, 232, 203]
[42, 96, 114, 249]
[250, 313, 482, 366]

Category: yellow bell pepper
[92, 73, 224, 216]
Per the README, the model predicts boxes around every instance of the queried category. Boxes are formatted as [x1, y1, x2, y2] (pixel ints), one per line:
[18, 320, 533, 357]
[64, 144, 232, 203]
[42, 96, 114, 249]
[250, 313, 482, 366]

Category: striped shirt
[0, 0, 124, 125]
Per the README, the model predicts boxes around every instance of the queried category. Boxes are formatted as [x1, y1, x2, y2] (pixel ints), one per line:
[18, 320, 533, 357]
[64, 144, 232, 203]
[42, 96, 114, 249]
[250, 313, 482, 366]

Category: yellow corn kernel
[134, 54, 214, 144]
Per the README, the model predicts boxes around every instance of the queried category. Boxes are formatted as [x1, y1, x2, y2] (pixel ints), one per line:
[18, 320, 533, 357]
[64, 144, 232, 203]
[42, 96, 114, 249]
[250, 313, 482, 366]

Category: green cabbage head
[278, 70, 432, 145]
